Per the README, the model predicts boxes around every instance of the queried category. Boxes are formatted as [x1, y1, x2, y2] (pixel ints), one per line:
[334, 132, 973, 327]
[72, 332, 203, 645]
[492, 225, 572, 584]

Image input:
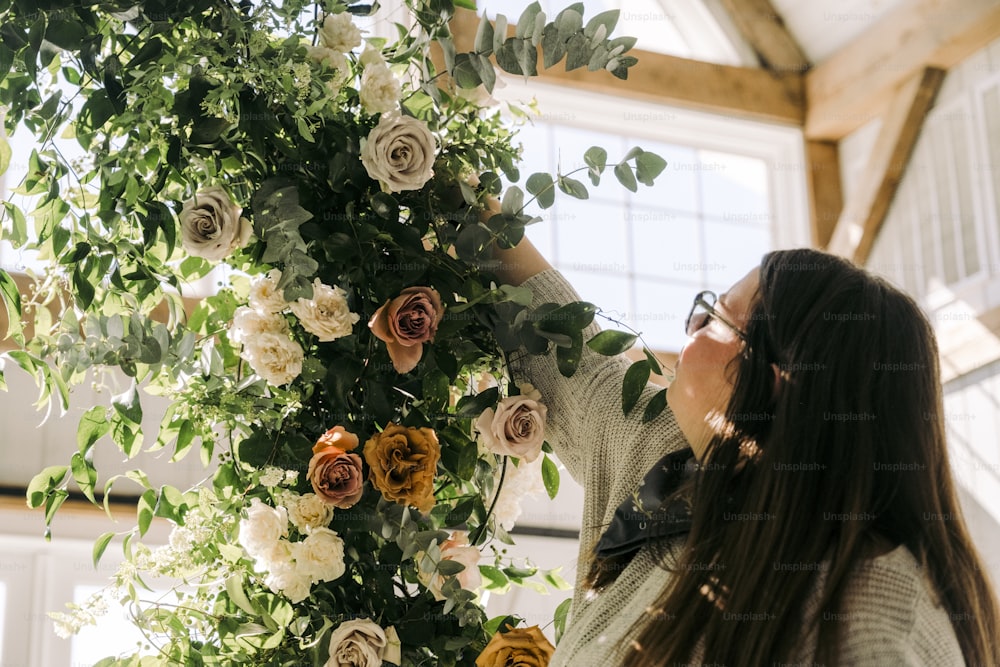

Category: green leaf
[26, 465, 68, 509]
[479, 566, 509, 590]
[642, 388, 668, 423]
[112, 381, 142, 426]
[71, 451, 98, 503]
[515, 2, 543, 39]
[72, 264, 95, 310]
[0, 269, 23, 344]
[77, 406, 109, 454]
[137, 488, 156, 536]
[92, 531, 115, 568]
[0, 131, 10, 177]
[613, 162, 637, 192]
[455, 386, 499, 418]
[555, 331, 583, 376]
[622, 360, 650, 414]
[635, 151, 667, 186]
[2, 203, 27, 247]
[45, 489, 68, 527]
[474, 14, 494, 54]
[541, 454, 559, 499]
[584, 146, 607, 176]
[540, 24, 566, 69]
[226, 575, 257, 615]
[170, 420, 196, 463]
[44, 19, 88, 50]
[554, 597, 572, 644]
[535, 301, 597, 335]
[525, 172, 554, 208]
[586, 330, 637, 355]
[557, 176, 588, 199]
[644, 348, 663, 375]
[584, 9, 619, 40]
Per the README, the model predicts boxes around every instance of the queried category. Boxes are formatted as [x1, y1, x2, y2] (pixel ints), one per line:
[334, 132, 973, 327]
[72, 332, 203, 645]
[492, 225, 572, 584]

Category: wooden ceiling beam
[806, 0, 1000, 140]
[448, 8, 804, 126]
[804, 140, 843, 249]
[826, 67, 945, 263]
[710, 0, 810, 73]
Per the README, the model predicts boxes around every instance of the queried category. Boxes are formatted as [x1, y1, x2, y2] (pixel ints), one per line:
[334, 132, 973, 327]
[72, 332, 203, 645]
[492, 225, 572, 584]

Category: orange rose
[475, 625, 555, 667]
[362, 423, 440, 512]
[314, 425, 359, 453]
[368, 286, 444, 374]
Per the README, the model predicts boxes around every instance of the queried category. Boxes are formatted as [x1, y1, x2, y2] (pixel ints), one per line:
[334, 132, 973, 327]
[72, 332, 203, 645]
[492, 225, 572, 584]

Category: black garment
[594, 447, 698, 559]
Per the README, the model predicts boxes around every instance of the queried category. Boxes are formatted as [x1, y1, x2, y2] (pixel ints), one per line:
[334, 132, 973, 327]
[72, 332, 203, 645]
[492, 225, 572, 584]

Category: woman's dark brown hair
[612, 248, 999, 666]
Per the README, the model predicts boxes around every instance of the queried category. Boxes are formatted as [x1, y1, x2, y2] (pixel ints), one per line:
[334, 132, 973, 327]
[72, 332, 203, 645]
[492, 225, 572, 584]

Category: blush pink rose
[368, 286, 444, 374]
[476, 385, 547, 462]
[308, 426, 364, 509]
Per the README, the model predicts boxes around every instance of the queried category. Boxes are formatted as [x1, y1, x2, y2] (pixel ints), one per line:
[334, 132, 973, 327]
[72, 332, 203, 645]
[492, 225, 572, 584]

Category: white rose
[179, 186, 252, 261]
[417, 531, 482, 601]
[242, 332, 304, 386]
[360, 113, 437, 193]
[238, 498, 289, 560]
[229, 306, 288, 345]
[294, 527, 346, 582]
[265, 561, 313, 604]
[325, 619, 400, 667]
[289, 279, 360, 342]
[306, 45, 352, 90]
[248, 269, 287, 314]
[475, 385, 548, 462]
[490, 455, 546, 531]
[318, 12, 362, 53]
[359, 60, 400, 114]
[286, 492, 335, 533]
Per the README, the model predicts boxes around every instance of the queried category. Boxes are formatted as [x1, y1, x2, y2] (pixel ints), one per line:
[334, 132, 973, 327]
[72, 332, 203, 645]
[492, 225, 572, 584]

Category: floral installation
[1, 0, 669, 664]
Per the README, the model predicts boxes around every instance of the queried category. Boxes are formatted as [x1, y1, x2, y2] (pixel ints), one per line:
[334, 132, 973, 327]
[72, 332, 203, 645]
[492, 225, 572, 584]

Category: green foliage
[1, 0, 669, 664]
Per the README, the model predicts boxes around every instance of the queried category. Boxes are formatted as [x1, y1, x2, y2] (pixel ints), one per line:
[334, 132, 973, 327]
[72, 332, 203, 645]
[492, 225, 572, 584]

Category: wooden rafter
[712, 0, 810, 73]
[448, 8, 804, 126]
[806, 0, 1000, 140]
[804, 140, 843, 249]
[826, 67, 945, 263]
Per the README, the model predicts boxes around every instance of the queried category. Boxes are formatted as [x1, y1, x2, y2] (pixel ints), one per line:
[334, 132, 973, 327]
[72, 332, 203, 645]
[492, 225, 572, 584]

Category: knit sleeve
[507, 268, 689, 534]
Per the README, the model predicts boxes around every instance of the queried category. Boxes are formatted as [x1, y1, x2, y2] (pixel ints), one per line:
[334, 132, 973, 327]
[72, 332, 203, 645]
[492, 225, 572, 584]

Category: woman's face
[667, 269, 759, 459]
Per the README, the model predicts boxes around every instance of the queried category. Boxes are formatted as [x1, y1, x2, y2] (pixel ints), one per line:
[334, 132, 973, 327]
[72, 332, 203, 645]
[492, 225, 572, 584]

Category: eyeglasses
[685, 291, 748, 341]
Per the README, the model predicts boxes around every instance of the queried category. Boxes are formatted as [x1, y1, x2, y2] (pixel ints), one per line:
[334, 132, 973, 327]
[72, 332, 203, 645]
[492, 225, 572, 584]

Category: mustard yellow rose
[363, 423, 440, 512]
[475, 625, 555, 667]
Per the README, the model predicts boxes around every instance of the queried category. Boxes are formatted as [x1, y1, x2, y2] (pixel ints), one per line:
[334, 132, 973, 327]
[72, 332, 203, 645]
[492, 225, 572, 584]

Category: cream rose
[285, 493, 335, 532]
[264, 561, 313, 604]
[359, 60, 401, 114]
[418, 531, 482, 601]
[318, 12, 362, 53]
[229, 306, 288, 346]
[238, 498, 289, 560]
[368, 286, 444, 374]
[360, 113, 436, 192]
[290, 279, 360, 342]
[242, 331, 304, 386]
[306, 45, 351, 90]
[325, 619, 401, 667]
[248, 269, 287, 314]
[475, 384, 548, 462]
[293, 527, 346, 583]
[179, 186, 252, 261]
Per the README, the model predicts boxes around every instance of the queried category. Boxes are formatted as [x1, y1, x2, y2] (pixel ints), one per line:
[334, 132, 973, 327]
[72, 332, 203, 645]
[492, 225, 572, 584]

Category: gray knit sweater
[510, 269, 965, 666]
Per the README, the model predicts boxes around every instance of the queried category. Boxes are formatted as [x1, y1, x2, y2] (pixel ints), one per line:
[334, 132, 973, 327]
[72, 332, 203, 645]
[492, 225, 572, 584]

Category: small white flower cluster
[238, 498, 346, 603]
[229, 270, 360, 386]
[259, 465, 299, 488]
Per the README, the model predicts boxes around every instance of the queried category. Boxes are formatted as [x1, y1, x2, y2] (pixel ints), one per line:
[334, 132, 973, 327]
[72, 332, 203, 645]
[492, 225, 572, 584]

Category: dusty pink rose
[476, 384, 547, 462]
[308, 427, 364, 508]
[419, 531, 482, 601]
[368, 286, 444, 373]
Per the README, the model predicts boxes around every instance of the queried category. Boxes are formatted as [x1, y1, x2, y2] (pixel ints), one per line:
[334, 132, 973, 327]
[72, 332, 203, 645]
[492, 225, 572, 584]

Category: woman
[491, 238, 1000, 666]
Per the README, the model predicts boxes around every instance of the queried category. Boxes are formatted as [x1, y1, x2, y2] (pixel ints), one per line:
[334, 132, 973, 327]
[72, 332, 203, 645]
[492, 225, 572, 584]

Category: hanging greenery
[0, 0, 666, 664]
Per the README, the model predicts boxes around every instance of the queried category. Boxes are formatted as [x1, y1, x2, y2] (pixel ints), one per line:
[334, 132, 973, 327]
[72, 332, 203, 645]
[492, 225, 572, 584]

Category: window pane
[561, 269, 631, 322]
[554, 198, 628, 271]
[0, 580, 5, 663]
[703, 221, 770, 289]
[633, 280, 690, 351]
[630, 210, 700, 284]
[623, 141, 699, 213]
[982, 85, 1000, 244]
[698, 150, 770, 223]
[70, 585, 154, 664]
